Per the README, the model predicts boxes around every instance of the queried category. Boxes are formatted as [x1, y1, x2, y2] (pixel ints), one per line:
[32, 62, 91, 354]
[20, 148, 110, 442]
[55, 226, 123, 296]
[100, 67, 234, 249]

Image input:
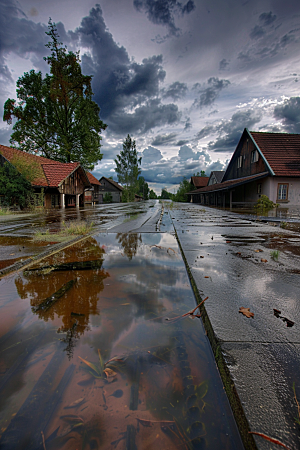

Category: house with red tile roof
[0, 145, 91, 208]
[85, 172, 102, 204]
[189, 129, 300, 208]
[190, 176, 209, 189]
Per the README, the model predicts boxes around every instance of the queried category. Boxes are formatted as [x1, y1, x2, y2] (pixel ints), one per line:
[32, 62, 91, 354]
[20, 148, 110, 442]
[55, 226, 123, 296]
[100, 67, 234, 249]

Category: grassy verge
[33, 220, 94, 242]
[174, 229, 257, 450]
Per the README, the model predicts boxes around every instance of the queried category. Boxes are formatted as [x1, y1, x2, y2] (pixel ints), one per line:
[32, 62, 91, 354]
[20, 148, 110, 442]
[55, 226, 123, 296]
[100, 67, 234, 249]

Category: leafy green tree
[114, 134, 141, 202]
[137, 176, 149, 200]
[3, 20, 107, 170]
[173, 177, 194, 202]
[0, 162, 33, 208]
[160, 189, 172, 199]
[149, 189, 158, 199]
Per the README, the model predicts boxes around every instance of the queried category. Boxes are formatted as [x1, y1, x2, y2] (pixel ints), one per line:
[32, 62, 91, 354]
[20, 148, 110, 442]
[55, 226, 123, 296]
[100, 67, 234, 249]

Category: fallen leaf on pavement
[104, 368, 117, 381]
[261, 259, 268, 263]
[239, 307, 254, 318]
[249, 432, 292, 450]
[254, 249, 263, 253]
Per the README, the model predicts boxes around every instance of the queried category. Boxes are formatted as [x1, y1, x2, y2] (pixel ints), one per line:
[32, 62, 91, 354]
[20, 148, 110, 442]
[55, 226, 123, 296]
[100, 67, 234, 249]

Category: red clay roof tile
[86, 172, 101, 186]
[250, 131, 300, 177]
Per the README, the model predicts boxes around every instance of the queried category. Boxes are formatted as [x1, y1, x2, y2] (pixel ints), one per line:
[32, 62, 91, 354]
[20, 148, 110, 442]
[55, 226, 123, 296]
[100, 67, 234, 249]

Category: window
[257, 183, 262, 194]
[277, 184, 288, 201]
[237, 155, 243, 168]
[251, 150, 259, 163]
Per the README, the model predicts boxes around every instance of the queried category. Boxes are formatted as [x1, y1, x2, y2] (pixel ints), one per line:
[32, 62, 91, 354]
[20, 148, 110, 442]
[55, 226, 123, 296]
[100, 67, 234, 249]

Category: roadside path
[166, 202, 300, 450]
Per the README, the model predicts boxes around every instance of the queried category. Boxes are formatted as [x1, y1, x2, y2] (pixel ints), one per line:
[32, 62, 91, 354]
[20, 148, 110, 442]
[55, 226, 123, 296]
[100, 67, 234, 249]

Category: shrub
[254, 195, 277, 214]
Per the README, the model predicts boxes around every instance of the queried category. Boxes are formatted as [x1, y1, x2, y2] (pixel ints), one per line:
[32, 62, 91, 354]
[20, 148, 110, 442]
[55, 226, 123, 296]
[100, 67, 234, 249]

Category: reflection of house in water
[117, 233, 142, 260]
[15, 238, 109, 358]
[0, 145, 91, 208]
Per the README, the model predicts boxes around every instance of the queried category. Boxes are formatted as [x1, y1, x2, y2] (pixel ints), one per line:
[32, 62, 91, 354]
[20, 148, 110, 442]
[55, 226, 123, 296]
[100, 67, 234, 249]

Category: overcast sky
[1, 0, 300, 193]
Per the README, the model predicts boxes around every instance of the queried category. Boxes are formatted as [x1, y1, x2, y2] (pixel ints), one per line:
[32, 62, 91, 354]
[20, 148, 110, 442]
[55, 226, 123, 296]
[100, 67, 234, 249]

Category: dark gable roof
[249, 130, 300, 177]
[211, 171, 225, 183]
[0, 145, 90, 188]
[191, 176, 209, 188]
[99, 176, 123, 191]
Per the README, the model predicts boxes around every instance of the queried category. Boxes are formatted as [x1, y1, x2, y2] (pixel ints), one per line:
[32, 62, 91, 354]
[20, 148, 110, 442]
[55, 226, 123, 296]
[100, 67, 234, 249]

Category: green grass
[270, 250, 279, 261]
[33, 220, 94, 242]
[0, 208, 11, 216]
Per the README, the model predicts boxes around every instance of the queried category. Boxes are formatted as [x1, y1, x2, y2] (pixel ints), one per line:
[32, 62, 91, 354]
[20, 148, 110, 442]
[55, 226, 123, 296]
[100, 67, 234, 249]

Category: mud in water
[0, 232, 243, 450]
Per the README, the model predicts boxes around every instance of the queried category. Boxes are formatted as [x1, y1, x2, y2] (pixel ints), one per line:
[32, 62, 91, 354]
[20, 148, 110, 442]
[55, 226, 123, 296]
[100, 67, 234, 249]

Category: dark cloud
[133, 0, 196, 38]
[250, 25, 265, 40]
[176, 139, 189, 146]
[219, 58, 229, 71]
[109, 99, 181, 134]
[141, 146, 163, 164]
[274, 97, 300, 133]
[151, 133, 177, 145]
[195, 125, 214, 140]
[259, 11, 277, 26]
[73, 5, 182, 135]
[162, 81, 188, 100]
[0, 0, 48, 80]
[184, 117, 192, 130]
[208, 110, 262, 152]
[193, 77, 230, 108]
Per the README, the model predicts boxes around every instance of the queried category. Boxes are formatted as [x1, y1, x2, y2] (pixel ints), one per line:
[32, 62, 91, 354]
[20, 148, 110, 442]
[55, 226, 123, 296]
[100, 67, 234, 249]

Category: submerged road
[0, 200, 299, 449]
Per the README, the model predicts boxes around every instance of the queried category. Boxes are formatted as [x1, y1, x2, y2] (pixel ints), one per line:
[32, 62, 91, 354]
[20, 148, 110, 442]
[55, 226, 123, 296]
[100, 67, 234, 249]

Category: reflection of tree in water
[15, 239, 110, 358]
[117, 233, 142, 260]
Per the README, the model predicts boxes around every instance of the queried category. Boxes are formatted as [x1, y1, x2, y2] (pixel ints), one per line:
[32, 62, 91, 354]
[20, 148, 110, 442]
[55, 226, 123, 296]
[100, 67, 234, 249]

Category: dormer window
[237, 155, 243, 168]
[251, 150, 259, 163]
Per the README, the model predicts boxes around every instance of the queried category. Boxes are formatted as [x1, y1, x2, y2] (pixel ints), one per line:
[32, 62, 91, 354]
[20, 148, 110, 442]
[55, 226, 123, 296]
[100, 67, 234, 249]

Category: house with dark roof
[85, 172, 102, 204]
[207, 171, 225, 185]
[189, 129, 300, 208]
[0, 145, 91, 208]
[99, 177, 123, 202]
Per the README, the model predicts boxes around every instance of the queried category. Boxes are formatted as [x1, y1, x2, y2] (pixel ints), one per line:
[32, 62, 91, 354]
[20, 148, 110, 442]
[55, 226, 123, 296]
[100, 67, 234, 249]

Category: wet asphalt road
[0, 200, 300, 449]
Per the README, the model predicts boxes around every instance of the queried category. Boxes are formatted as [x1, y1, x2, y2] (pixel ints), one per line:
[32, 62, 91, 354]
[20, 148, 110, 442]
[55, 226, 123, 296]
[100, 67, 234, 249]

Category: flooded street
[0, 202, 243, 450]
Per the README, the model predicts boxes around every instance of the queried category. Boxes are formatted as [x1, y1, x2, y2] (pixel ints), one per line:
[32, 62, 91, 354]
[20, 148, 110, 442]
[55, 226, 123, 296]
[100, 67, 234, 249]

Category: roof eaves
[247, 128, 275, 176]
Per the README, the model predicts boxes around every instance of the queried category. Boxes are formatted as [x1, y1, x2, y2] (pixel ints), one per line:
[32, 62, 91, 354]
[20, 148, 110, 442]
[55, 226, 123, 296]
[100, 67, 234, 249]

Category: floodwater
[0, 225, 243, 449]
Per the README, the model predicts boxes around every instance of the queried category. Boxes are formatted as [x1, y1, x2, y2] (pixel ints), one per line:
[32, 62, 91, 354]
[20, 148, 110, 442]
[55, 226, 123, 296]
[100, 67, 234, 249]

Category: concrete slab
[168, 202, 300, 450]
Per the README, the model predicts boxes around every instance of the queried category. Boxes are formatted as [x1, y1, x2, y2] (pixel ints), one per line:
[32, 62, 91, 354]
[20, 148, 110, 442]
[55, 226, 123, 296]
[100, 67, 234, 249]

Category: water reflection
[117, 232, 142, 260]
[15, 238, 110, 358]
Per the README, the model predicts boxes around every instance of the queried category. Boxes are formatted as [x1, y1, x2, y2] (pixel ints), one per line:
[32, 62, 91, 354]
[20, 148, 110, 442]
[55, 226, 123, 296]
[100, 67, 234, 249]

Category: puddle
[0, 232, 242, 449]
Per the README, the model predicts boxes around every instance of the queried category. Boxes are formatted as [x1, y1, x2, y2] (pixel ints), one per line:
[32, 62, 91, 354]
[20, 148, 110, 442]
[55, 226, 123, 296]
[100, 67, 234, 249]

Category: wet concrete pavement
[166, 202, 300, 450]
[0, 201, 299, 449]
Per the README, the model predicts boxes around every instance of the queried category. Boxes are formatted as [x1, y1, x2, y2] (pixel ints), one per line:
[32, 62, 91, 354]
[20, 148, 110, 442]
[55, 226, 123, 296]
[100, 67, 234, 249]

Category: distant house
[189, 129, 300, 207]
[190, 176, 209, 189]
[99, 177, 123, 202]
[207, 171, 225, 185]
[85, 173, 102, 204]
[0, 145, 91, 208]
[134, 194, 143, 202]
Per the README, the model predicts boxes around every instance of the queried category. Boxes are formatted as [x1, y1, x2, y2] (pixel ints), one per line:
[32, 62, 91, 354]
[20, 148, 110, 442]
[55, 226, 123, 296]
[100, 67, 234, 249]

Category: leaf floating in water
[239, 307, 254, 318]
[111, 389, 123, 398]
[167, 247, 177, 255]
[78, 356, 100, 376]
[64, 398, 85, 409]
[104, 368, 117, 381]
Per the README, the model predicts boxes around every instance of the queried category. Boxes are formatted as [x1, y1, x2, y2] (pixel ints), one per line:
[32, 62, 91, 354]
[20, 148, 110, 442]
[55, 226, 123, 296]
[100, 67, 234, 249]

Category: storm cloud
[193, 77, 230, 108]
[274, 97, 300, 133]
[133, 0, 196, 37]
